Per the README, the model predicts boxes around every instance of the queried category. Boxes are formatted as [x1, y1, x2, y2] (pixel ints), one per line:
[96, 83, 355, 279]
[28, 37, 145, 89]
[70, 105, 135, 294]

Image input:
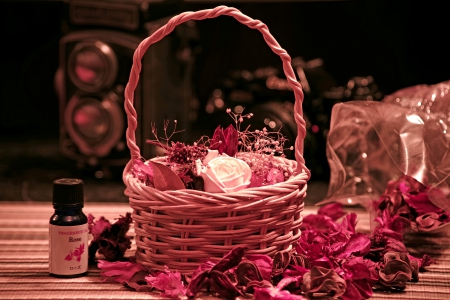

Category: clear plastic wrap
[324, 80, 450, 215]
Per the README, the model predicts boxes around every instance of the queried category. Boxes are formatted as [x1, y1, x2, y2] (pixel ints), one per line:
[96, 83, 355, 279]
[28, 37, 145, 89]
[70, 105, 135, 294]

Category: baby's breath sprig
[226, 108, 293, 158]
[147, 120, 209, 160]
[226, 108, 253, 133]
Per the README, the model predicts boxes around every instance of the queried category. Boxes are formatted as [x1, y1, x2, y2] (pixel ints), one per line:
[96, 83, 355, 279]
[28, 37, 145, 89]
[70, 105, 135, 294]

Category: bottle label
[49, 224, 89, 276]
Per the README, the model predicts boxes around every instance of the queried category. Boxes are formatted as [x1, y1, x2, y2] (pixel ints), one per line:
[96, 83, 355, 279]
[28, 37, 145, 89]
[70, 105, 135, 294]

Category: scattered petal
[254, 286, 305, 300]
[88, 213, 133, 261]
[98, 260, 151, 291]
[318, 203, 346, 221]
[337, 233, 371, 259]
[145, 268, 186, 298]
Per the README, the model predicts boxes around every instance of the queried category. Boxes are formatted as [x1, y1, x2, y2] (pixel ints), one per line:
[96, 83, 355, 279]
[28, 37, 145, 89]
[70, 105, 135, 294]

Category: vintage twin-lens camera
[56, 0, 198, 178]
[203, 57, 383, 181]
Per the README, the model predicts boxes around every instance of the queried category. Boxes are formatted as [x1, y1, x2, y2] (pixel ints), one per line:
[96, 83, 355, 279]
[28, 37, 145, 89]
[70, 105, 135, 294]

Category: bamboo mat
[0, 201, 449, 300]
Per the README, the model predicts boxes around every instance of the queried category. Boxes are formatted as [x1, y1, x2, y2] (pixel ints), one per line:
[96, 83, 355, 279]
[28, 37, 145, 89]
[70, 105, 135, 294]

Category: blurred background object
[200, 58, 383, 181]
[56, 0, 197, 175]
[1, 0, 449, 203]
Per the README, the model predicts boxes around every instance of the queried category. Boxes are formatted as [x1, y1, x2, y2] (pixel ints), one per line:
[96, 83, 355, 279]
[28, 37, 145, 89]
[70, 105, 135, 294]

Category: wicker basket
[123, 5, 310, 275]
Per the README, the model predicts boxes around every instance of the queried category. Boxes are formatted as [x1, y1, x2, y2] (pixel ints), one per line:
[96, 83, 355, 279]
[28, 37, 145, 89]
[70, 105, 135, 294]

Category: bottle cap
[53, 178, 84, 206]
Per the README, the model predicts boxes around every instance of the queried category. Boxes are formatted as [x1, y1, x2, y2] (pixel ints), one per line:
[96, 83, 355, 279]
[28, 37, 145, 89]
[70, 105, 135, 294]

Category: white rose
[200, 156, 252, 193]
[202, 150, 219, 165]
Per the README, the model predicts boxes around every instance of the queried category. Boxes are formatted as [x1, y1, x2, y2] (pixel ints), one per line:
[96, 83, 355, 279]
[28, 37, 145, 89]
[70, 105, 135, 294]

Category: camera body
[57, 0, 197, 176]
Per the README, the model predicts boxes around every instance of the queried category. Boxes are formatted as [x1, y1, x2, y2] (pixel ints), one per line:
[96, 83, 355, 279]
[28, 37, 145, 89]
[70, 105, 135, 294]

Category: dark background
[1, 0, 448, 203]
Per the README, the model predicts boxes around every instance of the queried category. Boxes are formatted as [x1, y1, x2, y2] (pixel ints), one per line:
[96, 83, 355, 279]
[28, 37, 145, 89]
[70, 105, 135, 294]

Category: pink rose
[200, 155, 251, 193]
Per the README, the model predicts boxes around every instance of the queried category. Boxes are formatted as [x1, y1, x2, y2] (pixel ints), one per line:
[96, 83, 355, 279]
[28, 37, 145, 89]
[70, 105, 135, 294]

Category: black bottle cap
[53, 178, 84, 206]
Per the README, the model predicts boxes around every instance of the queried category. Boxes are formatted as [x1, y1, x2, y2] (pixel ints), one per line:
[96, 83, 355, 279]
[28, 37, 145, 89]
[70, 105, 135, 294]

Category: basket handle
[124, 5, 308, 175]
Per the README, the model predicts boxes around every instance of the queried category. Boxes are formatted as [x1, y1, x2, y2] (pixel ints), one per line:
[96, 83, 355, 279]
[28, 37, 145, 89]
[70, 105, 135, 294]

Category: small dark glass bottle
[49, 178, 88, 277]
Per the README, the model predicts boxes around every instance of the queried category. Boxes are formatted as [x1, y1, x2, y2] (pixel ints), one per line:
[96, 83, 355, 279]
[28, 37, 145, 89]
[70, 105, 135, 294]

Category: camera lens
[72, 99, 108, 141]
[64, 94, 124, 158]
[73, 50, 105, 85]
[68, 40, 118, 93]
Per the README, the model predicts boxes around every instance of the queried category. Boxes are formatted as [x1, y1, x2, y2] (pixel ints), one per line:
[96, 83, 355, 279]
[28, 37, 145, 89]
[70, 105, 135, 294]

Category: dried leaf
[290, 253, 311, 269]
[210, 126, 227, 154]
[209, 270, 245, 299]
[246, 280, 274, 294]
[416, 212, 441, 231]
[341, 280, 372, 300]
[408, 254, 435, 270]
[236, 261, 264, 286]
[283, 265, 309, 278]
[88, 214, 111, 238]
[428, 186, 450, 212]
[272, 250, 291, 276]
[189, 261, 216, 282]
[212, 246, 247, 273]
[149, 161, 185, 191]
[340, 213, 358, 234]
[210, 125, 238, 157]
[245, 254, 273, 281]
[223, 125, 238, 157]
[337, 233, 371, 259]
[186, 270, 209, 299]
[318, 203, 346, 221]
[98, 260, 147, 287]
[132, 159, 154, 186]
[404, 191, 442, 215]
[276, 276, 302, 291]
[127, 270, 154, 292]
[88, 213, 132, 261]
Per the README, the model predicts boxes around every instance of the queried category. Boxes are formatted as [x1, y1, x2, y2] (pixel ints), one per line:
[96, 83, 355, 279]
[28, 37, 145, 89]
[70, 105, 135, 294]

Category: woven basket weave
[123, 5, 310, 275]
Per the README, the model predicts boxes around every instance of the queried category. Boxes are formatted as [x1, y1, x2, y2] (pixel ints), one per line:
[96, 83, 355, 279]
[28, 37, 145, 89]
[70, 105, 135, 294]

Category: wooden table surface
[1, 201, 449, 300]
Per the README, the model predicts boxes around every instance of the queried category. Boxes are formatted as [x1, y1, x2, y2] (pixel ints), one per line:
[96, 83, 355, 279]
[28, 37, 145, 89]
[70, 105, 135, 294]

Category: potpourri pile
[92, 201, 434, 300]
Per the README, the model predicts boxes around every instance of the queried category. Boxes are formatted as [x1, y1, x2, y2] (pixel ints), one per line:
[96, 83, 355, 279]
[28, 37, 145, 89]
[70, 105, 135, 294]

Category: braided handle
[124, 5, 308, 174]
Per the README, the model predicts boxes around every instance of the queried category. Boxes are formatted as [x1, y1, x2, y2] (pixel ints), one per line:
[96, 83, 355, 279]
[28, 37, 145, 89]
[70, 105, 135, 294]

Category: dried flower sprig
[145, 120, 211, 187]
[149, 120, 185, 150]
[147, 120, 210, 166]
